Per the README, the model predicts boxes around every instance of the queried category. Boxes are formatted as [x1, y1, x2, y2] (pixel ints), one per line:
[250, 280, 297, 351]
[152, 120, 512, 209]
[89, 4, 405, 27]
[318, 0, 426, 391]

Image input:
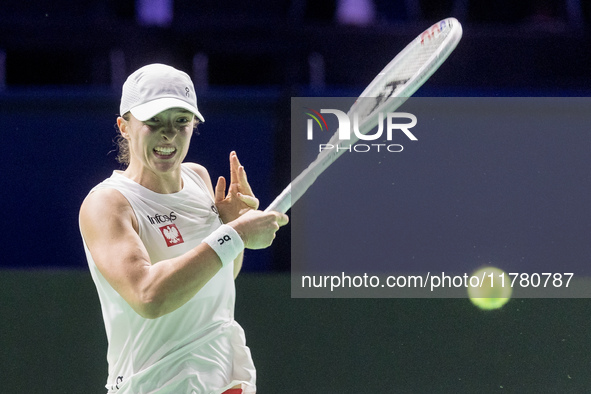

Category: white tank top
[81, 164, 256, 394]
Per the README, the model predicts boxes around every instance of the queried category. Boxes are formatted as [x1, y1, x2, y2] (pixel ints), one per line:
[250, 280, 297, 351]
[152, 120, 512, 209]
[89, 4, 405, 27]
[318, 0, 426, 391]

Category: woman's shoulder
[79, 187, 138, 236]
[80, 187, 131, 217]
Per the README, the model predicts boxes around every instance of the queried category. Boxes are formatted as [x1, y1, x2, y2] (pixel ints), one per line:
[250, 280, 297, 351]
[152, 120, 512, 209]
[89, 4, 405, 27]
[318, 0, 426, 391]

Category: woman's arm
[80, 188, 286, 319]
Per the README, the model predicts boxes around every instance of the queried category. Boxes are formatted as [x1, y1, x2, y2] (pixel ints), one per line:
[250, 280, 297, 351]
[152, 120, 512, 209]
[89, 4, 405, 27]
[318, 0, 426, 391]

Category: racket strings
[355, 27, 455, 123]
[368, 33, 449, 99]
[326, 31, 452, 149]
[266, 18, 462, 213]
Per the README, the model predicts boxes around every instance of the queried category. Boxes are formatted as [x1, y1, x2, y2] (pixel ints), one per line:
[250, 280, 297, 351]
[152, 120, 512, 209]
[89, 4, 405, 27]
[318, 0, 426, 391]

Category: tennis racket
[265, 17, 463, 214]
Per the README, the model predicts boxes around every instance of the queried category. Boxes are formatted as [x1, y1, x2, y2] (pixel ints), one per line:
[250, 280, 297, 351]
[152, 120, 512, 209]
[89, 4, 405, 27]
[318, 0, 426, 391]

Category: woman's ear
[117, 117, 129, 139]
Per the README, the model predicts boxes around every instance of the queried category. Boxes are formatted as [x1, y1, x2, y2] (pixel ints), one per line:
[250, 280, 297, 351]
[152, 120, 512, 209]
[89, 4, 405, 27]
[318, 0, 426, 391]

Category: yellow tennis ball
[467, 266, 512, 310]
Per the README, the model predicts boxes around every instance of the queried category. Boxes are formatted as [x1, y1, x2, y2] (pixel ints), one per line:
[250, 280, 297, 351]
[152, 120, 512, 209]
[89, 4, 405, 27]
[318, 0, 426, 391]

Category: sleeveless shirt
[81, 164, 256, 394]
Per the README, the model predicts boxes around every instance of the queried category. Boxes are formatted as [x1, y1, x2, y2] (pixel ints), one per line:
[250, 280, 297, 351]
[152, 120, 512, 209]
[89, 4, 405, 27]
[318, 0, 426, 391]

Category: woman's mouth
[153, 146, 177, 159]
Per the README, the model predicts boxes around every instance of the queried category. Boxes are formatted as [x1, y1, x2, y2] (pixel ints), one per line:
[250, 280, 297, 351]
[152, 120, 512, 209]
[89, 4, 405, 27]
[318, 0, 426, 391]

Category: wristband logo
[304, 107, 417, 153]
[160, 224, 184, 247]
[217, 235, 232, 245]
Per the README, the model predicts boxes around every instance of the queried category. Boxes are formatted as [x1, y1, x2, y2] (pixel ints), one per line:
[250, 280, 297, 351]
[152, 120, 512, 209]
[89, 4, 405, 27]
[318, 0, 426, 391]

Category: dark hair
[115, 113, 131, 166]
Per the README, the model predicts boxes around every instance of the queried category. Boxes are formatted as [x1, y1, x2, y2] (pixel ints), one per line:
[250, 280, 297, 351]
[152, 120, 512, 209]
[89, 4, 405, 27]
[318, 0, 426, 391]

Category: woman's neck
[122, 163, 183, 194]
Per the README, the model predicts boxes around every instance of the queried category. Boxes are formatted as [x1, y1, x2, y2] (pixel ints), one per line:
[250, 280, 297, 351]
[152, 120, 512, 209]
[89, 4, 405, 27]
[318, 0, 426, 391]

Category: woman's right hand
[229, 209, 289, 250]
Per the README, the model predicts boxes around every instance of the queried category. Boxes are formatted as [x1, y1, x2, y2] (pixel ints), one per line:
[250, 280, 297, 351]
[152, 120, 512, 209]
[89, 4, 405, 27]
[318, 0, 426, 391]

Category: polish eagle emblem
[159, 224, 184, 247]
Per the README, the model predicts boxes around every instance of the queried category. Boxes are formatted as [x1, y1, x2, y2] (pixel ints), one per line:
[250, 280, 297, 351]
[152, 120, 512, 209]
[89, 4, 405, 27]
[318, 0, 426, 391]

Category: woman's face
[120, 108, 197, 175]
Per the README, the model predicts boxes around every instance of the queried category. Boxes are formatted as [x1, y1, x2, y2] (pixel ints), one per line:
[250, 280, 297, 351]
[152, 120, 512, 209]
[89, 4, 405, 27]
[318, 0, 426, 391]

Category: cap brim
[130, 97, 205, 122]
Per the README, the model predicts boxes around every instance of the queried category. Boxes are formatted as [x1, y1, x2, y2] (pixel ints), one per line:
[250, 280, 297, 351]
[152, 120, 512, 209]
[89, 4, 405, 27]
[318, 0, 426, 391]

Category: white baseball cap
[120, 63, 205, 122]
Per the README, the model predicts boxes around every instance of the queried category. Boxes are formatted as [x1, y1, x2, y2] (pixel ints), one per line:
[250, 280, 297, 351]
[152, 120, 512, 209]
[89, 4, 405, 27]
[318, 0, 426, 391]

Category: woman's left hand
[214, 151, 259, 223]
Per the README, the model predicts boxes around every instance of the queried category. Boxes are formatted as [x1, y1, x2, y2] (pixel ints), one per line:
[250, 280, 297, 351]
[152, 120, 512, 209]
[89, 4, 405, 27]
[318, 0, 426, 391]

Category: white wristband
[202, 224, 244, 267]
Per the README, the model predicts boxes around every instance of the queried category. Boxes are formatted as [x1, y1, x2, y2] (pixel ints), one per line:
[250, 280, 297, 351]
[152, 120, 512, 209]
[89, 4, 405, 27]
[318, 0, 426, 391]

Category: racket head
[267, 18, 463, 213]
[351, 17, 463, 123]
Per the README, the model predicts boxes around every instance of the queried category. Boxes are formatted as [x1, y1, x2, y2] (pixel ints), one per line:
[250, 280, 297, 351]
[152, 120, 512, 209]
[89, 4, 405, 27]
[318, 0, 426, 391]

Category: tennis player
[79, 63, 287, 393]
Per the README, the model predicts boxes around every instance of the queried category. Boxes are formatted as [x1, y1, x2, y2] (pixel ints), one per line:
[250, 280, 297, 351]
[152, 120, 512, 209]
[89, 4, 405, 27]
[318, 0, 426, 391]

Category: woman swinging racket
[79, 63, 288, 393]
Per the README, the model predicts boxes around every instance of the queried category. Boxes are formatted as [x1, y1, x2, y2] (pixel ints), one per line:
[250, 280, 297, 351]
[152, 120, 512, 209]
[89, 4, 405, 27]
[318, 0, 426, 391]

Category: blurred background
[1, 0, 591, 392]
